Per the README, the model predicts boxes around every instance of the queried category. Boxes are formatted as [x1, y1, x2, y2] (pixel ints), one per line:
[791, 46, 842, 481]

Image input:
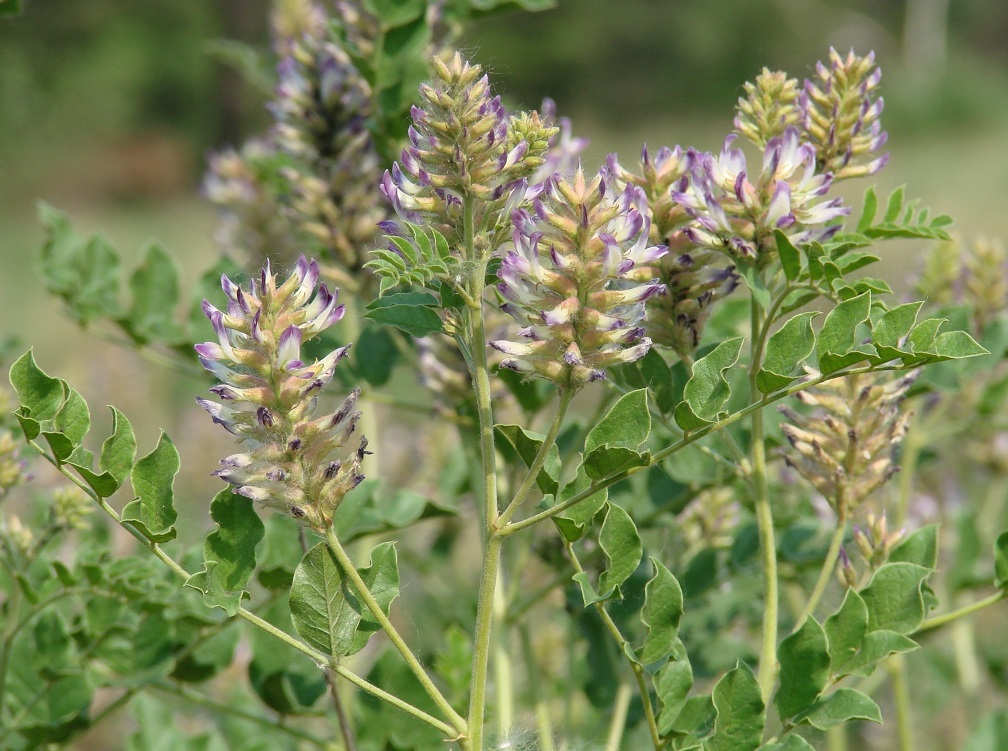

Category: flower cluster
[734, 68, 802, 149]
[800, 48, 888, 180]
[381, 53, 555, 249]
[608, 145, 739, 360]
[491, 168, 667, 387]
[779, 370, 915, 518]
[270, 35, 387, 272]
[196, 256, 366, 530]
[672, 127, 848, 264]
[916, 237, 1008, 334]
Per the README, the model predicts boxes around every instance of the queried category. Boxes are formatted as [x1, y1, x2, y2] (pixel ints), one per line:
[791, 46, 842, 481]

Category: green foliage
[583, 388, 652, 479]
[289, 541, 399, 657]
[121, 432, 179, 543]
[675, 338, 745, 430]
[707, 663, 764, 751]
[365, 223, 458, 296]
[363, 291, 445, 337]
[775, 617, 830, 720]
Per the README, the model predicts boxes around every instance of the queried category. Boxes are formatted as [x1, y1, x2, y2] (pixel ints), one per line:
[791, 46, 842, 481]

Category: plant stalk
[795, 511, 847, 629]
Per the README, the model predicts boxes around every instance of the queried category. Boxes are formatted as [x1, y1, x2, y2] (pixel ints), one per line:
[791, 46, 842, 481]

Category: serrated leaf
[776, 617, 830, 719]
[816, 292, 875, 374]
[290, 542, 399, 656]
[888, 524, 939, 570]
[122, 432, 179, 542]
[494, 423, 560, 495]
[859, 562, 932, 634]
[824, 589, 868, 672]
[363, 303, 443, 337]
[674, 338, 744, 430]
[774, 230, 802, 280]
[637, 559, 683, 665]
[801, 688, 881, 730]
[757, 313, 818, 393]
[707, 662, 764, 751]
[186, 491, 265, 616]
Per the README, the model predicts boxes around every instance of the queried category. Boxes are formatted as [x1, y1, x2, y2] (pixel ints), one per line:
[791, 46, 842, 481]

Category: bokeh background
[1, 1, 1007, 748]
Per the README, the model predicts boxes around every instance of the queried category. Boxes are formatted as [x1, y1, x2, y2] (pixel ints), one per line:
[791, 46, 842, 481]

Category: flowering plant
[2, 4, 1008, 751]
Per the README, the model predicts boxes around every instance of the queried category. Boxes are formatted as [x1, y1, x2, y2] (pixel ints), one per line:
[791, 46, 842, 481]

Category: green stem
[493, 568, 513, 739]
[323, 527, 467, 736]
[749, 296, 779, 705]
[499, 362, 911, 538]
[605, 682, 633, 751]
[463, 193, 504, 751]
[887, 656, 915, 751]
[565, 541, 661, 750]
[498, 388, 573, 526]
[24, 438, 460, 741]
[914, 590, 1007, 633]
[794, 511, 847, 629]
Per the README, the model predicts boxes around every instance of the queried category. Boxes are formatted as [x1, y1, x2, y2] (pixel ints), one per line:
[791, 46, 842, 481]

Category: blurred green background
[1, 4, 1006, 530]
[2, 0, 1007, 534]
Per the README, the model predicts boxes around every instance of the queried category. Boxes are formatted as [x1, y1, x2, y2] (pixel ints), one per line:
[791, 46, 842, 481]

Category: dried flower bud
[672, 127, 848, 264]
[852, 512, 906, 570]
[196, 256, 366, 529]
[779, 370, 915, 517]
[735, 68, 802, 149]
[801, 48, 889, 180]
[491, 167, 667, 387]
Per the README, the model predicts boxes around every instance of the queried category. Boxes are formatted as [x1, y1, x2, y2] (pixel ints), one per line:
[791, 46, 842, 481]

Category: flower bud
[734, 68, 802, 149]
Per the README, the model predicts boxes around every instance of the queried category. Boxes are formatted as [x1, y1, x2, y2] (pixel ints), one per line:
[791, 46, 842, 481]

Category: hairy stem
[750, 296, 779, 704]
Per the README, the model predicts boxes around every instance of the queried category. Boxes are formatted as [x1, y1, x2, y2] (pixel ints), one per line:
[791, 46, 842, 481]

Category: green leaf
[762, 736, 816, 751]
[10, 350, 64, 430]
[583, 388, 651, 480]
[363, 302, 443, 337]
[256, 515, 303, 589]
[333, 482, 455, 541]
[801, 688, 882, 730]
[122, 432, 179, 543]
[757, 312, 819, 393]
[738, 265, 772, 310]
[840, 630, 918, 677]
[186, 491, 266, 616]
[290, 542, 399, 656]
[776, 617, 830, 719]
[98, 406, 137, 490]
[824, 589, 868, 672]
[816, 292, 875, 374]
[247, 599, 326, 713]
[856, 187, 878, 234]
[925, 330, 989, 361]
[871, 302, 923, 363]
[637, 559, 684, 665]
[656, 648, 693, 735]
[552, 463, 608, 542]
[706, 662, 764, 751]
[125, 242, 184, 344]
[367, 0, 425, 28]
[859, 562, 932, 634]
[573, 502, 642, 604]
[354, 325, 399, 386]
[674, 338, 745, 430]
[774, 230, 802, 281]
[996, 531, 1008, 589]
[494, 424, 560, 495]
[888, 524, 939, 570]
[365, 291, 439, 310]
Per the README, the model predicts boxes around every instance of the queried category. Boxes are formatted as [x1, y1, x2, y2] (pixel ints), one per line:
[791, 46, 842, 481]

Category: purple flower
[196, 256, 365, 529]
[492, 167, 667, 387]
